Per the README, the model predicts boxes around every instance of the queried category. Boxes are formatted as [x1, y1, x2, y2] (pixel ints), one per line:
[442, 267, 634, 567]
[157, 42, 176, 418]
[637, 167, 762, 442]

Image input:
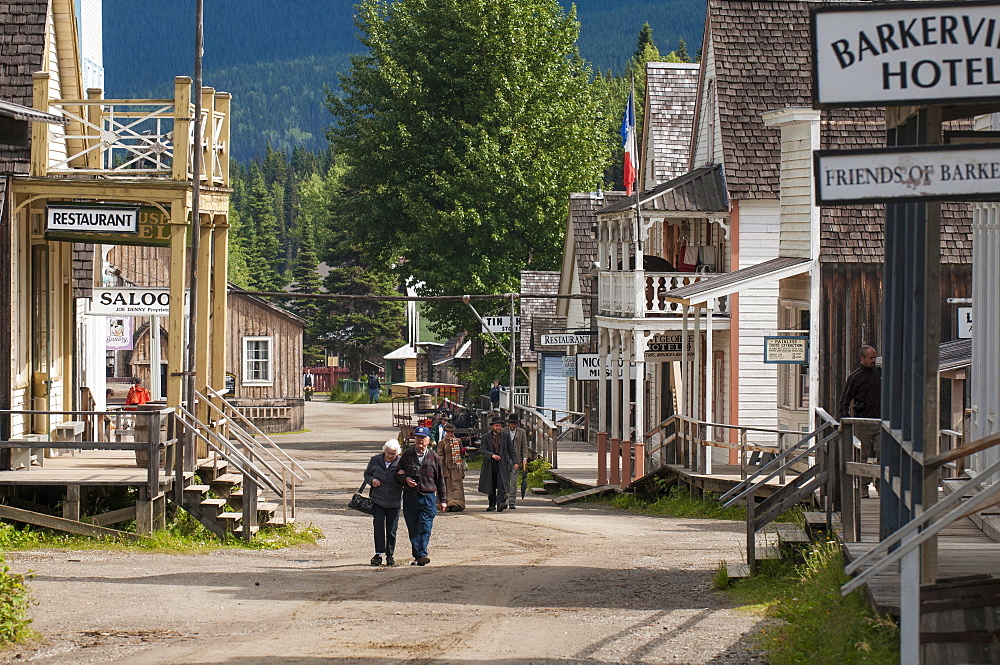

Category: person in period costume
[397, 426, 447, 565]
[440, 424, 466, 512]
[430, 411, 450, 448]
[363, 439, 404, 566]
[478, 416, 515, 512]
[490, 380, 501, 409]
[838, 344, 882, 498]
[503, 413, 529, 510]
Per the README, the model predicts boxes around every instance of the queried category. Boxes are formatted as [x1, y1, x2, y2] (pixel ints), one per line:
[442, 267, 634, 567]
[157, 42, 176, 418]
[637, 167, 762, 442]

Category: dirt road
[3, 401, 766, 664]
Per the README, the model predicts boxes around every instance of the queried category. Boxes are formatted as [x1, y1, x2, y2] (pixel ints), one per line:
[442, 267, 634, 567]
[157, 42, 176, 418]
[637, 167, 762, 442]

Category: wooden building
[225, 289, 305, 433]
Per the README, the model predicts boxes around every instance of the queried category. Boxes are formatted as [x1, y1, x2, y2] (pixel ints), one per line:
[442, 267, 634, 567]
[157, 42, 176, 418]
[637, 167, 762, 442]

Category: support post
[746, 486, 757, 576]
[634, 440, 645, 480]
[135, 486, 153, 536]
[597, 432, 608, 485]
[62, 485, 80, 521]
[610, 437, 621, 485]
[242, 471, 258, 541]
[621, 440, 632, 489]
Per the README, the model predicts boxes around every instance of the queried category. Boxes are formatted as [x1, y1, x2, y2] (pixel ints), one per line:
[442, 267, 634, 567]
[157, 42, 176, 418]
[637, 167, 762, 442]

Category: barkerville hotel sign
[812, 1, 1000, 107]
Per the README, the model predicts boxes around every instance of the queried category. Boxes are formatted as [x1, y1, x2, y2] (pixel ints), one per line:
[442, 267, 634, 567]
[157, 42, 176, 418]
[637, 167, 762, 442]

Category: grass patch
[0, 555, 35, 646]
[327, 387, 372, 404]
[732, 540, 898, 664]
[525, 458, 553, 489]
[465, 456, 483, 472]
[582, 481, 806, 525]
[0, 512, 323, 553]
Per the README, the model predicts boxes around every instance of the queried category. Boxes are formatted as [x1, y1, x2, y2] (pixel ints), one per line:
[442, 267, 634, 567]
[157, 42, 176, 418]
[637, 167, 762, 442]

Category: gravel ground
[2, 400, 769, 664]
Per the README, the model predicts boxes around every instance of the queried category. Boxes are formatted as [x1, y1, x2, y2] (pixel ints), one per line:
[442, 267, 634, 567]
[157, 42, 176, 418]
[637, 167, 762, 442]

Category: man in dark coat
[838, 344, 882, 497]
[503, 413, 529, 510]
[397, 426, 447, 565]
[479, 416, 515, 511]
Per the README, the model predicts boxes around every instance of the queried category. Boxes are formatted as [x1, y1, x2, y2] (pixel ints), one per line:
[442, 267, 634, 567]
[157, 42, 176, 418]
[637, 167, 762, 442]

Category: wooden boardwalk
[842, 492, 1000, 615]
[0, 450, 173, 487]
[549, 438, 795, 497]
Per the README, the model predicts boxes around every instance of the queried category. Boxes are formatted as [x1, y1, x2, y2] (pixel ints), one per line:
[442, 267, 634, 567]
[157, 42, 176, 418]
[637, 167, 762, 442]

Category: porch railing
[514, 404, 587, 469]
[597, 271, 728, 318]
[32, 75, 229, 185]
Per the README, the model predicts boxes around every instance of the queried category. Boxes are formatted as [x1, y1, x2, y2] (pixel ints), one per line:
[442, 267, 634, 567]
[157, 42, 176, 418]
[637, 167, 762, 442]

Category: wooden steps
[552, 485, 620, 505]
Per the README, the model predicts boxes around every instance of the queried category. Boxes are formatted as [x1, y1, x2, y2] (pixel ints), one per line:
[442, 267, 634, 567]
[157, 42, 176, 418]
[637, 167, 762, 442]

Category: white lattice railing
[598, 271, 729, 318]
[32, 75, 229, 186]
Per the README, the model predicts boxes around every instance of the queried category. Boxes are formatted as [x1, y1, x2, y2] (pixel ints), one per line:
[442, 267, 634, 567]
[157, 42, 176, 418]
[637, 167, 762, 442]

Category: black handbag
[348, 480, 374, 515]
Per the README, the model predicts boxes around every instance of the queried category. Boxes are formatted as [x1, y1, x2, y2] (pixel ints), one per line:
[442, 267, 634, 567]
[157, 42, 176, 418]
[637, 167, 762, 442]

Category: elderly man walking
[479, 416, 515, 512]
[397, 426, 447, 565]
[504, 413, 528, 510]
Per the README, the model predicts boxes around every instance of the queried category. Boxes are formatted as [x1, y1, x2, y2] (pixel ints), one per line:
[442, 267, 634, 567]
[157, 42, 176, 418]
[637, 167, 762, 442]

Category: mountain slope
[105, 0, 705, 159]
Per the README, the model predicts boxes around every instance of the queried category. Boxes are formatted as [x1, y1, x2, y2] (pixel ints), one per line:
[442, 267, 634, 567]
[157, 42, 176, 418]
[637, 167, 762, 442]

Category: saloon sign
[812, 1, 1000, 107]
[90, 288, 178, 317]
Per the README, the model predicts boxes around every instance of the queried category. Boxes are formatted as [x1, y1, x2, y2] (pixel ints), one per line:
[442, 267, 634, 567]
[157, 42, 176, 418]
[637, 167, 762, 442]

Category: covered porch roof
[596, 164, 730, 221]
[664, 257, 812, 307]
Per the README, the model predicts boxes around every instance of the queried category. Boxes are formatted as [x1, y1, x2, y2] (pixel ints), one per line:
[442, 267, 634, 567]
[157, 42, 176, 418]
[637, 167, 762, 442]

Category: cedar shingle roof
[568, 192, 628, 321]
[0, 1, 47, 174]
[644, 62, 700, 187]
[519, 271, 560, 363]
[598, 164, 729, 216]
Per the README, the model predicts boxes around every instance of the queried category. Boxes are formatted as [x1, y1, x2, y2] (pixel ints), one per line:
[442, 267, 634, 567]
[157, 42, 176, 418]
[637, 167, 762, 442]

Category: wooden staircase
[169, 392, 309, 540]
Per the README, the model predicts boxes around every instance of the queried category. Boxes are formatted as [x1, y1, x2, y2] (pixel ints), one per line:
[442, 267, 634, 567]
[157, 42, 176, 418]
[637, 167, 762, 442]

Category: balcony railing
[31, 74, 229, 187]
[598, 271, 729, 318]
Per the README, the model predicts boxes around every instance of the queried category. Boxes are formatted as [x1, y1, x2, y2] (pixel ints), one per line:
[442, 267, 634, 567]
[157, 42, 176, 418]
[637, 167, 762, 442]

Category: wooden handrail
[925, 431, 1000, 470]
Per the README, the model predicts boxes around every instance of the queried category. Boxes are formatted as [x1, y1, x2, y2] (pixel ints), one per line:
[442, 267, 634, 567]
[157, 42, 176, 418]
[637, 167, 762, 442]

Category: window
[243, 336, 273, 385]
[777, 302, 809, 410]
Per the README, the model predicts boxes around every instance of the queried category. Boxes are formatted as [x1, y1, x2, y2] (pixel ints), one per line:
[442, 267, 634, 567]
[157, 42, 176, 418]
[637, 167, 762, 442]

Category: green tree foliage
[328, 0, 609, 336]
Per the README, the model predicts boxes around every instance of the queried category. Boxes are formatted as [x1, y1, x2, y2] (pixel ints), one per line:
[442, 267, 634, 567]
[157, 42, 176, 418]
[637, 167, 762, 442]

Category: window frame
[242, 336, 274, 386]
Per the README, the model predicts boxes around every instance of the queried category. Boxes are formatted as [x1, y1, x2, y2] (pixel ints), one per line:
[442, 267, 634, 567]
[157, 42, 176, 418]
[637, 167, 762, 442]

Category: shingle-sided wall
[0, 1, 47, 174]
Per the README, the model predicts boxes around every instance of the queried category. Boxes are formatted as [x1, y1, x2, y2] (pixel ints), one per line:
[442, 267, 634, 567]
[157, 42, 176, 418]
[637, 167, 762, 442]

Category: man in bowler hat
[479, 416, 515, 511]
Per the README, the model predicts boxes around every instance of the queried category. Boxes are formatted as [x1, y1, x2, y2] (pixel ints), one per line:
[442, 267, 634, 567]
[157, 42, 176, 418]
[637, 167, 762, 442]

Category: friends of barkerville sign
[812, 1, 1000, 106]
[815, 143, 1000, 204]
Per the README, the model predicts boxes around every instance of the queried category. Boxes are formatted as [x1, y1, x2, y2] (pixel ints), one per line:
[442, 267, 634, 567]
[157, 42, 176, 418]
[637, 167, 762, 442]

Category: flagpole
[631, 74, 641, 254]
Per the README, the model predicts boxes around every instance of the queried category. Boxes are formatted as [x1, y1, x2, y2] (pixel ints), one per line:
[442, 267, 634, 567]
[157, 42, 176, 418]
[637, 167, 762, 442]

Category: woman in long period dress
[440, 424, 466, 512]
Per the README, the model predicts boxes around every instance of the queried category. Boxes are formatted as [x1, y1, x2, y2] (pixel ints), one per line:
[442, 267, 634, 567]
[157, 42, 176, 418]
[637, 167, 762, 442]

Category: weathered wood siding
[226, 293, 304, 433]
[818, 263, 972, 418]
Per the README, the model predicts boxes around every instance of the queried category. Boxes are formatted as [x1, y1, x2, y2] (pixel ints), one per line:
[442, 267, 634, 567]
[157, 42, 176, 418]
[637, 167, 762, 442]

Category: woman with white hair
[363, 439, 404, 566]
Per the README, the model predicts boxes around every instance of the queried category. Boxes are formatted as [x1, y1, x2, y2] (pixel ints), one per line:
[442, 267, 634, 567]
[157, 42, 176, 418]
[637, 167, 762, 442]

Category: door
[540, 355, 568, 412]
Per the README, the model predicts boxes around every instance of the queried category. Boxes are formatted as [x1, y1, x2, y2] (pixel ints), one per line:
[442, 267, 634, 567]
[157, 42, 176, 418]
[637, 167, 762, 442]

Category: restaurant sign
[812, 1, 1000, 107]
[815, 144, 1000, 204]
[45, 205, 173, 247]
[46, 204, 138, 234]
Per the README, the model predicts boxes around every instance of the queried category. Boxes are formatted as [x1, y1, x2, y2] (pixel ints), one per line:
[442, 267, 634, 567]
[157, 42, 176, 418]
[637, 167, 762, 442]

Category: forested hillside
[104, 0, 705, 160]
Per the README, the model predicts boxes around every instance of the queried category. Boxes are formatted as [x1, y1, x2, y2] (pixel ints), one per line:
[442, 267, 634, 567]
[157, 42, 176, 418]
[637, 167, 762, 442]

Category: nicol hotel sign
[812, 1, 1000, 107]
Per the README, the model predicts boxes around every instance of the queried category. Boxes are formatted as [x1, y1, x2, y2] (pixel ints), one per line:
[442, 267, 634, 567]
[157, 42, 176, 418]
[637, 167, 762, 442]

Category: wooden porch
[842, 493, 1000, 617]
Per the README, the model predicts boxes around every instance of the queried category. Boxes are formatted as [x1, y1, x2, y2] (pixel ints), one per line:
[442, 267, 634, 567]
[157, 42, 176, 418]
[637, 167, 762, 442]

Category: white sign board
[90, 288, 175, 316]
[812, 2, 1000, 107]
[816, 145, 1000, 204]
[105, 317, 133, 350]
[646, 333, 696, 362]
[540, 333, 591, 346]
[574, 354, 636, 380]
[764, 337, 809, 364]
[46, 205, 139, 233]
[562, 355, 577, 378]
[958, 306, 973, 339]
[481, 316, 520, 334]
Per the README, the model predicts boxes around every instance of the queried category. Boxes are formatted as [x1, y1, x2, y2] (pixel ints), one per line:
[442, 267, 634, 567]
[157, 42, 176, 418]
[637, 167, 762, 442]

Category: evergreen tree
[328, 0, 608, 336]
[676, 37, 690, 63]
[242, 164, 286, 292]
[633, 22, 656, 62]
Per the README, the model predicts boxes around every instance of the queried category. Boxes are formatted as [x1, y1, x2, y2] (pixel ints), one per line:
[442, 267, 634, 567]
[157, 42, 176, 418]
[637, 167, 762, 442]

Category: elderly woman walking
[440, 424, 466, 512]
[364, 439, 404, 566]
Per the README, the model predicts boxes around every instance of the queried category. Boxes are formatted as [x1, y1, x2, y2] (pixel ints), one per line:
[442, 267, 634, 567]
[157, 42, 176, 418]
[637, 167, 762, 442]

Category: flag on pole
[620, 83, 637, 196]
